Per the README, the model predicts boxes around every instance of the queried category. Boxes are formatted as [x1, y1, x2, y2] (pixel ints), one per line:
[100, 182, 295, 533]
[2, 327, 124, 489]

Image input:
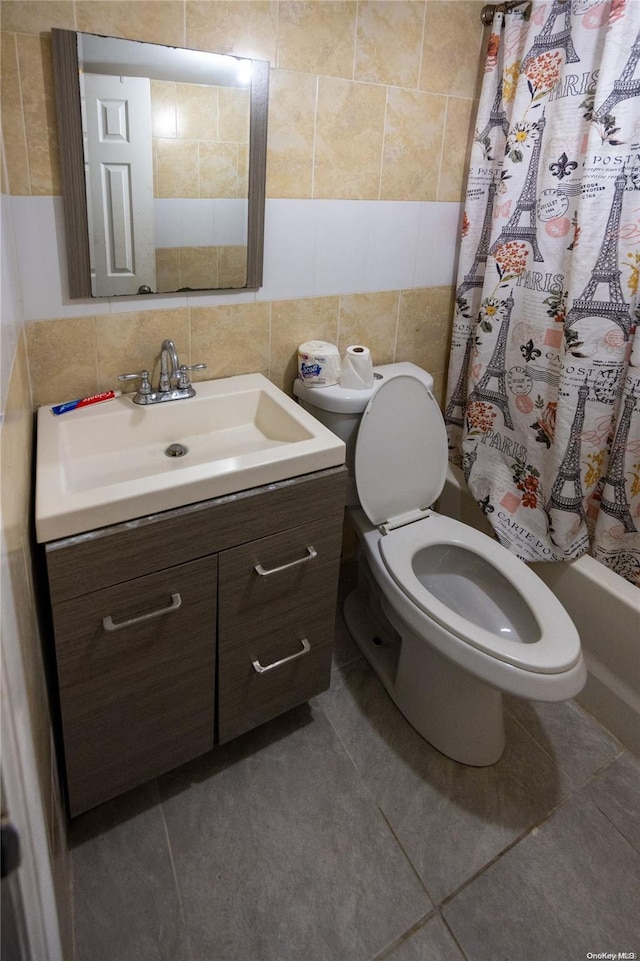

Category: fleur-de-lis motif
[521, 339, 542, 362]
[478, 495, 494, 515]
[549, 152, 578, 180]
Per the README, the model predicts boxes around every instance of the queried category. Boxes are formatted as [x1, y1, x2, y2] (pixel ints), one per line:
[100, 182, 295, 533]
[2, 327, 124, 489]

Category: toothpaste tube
[51, 390, 121, 415]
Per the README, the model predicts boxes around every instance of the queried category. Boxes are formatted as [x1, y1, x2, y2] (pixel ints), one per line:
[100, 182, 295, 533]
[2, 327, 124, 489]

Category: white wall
[10, 195, 462, 320]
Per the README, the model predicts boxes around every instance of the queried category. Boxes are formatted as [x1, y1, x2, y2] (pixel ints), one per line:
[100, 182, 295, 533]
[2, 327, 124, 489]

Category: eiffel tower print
[444, 329, 475, 428]
[546, 380, 589, 521]
[489, 114, 546, 263]
[564, 172, 633, 340]
[599, 391, 638, 533]
[467, 292, 515, 430]
[520, 0, 579, 71]
[594, 29, 640, 120]
[456, 181, 498, 300]
[476, 81, 510, 144]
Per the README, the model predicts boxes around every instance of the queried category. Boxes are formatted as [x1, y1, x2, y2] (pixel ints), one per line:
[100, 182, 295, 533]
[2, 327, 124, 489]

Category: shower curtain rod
[480, 1, 533, 25]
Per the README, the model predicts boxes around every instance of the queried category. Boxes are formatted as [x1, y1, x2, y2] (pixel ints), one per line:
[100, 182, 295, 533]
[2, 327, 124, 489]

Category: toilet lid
[355, 374, 448, 527]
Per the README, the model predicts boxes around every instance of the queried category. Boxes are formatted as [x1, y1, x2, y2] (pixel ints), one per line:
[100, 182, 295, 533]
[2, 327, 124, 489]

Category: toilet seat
[379, 513, 582, 675]
[355, 374, 447, 528]
[354, 372, 581, 678]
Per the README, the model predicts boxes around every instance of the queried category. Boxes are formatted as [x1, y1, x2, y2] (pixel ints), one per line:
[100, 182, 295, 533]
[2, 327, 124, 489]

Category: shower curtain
[445, 0, 640, 586]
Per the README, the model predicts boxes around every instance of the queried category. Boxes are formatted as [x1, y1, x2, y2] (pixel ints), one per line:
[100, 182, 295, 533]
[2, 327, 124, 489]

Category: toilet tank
[293, 381, 373, 504]
[293, 362, 435, 506]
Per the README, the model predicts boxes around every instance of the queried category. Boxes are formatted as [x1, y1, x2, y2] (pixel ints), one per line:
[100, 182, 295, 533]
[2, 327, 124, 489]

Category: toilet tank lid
[293, 363, 434, 413]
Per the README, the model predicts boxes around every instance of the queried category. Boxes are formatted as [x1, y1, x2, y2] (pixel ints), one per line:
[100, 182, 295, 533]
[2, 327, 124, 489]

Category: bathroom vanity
[43, 466, 346, 816]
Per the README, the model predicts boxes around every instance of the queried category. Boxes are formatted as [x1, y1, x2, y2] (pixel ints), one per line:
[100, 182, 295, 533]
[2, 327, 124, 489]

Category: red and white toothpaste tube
[50, 390, 121, 415]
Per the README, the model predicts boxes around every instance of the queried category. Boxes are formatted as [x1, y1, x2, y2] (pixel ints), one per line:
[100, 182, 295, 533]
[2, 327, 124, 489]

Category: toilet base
[344, 557, 506, 766]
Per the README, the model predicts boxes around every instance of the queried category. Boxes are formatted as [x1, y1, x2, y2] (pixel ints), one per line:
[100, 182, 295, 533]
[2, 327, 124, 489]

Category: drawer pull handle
[252, 638, 311, 674]
[102, 593, 182, 632]
[254, 546, 317, 577]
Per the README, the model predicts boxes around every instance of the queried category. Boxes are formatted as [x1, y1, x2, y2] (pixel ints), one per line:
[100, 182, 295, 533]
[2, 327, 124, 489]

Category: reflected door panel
[52, 29, 268, 299]
[83, 73, 156, 295]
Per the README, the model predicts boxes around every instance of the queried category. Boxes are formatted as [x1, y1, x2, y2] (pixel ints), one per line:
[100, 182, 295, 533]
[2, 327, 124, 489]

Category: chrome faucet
[118, 340, 207, 405]
[159, 339, 181, 392]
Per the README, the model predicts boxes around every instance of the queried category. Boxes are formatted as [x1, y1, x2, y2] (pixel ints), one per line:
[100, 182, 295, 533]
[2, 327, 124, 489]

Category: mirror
[52, 29, 268, 298]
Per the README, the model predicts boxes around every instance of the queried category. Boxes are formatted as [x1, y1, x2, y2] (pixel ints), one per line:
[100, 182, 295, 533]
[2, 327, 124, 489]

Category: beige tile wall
[1, 0, 483, 401]
[156, 245, 247, 291]
[26, 288, 455, 406]
[151, 80, 249, 199]
[1, 1, 482, 201]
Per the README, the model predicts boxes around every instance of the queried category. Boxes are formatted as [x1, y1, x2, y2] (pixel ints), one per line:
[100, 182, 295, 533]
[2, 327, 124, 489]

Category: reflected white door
[83, 74, 156, 296]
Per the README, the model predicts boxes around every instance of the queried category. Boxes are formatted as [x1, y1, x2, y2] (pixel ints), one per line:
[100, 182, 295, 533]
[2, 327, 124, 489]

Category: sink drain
[165, 443, 188, 458]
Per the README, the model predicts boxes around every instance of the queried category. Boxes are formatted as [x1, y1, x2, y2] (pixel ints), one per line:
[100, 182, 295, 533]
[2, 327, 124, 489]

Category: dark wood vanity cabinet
[52, 557, 218, 817]
[44, 467, 346, 816]
[218, 515, 344, 743]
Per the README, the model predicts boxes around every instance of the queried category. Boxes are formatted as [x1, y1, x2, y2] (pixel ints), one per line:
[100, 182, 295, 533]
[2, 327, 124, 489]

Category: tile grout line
[438, 788, 580, 913]
[572, 749, 640, 857]
[503, 701, 626, 788]
[441, 909, 472, 961]
[370, 910, 439, 961]
[157, 780, 197, 961]
[371, 907, 473, 961]
[316, 689, 436, 906]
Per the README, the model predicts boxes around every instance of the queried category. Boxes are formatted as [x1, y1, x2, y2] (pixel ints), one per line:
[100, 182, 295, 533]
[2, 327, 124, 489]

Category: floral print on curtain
[445, 0, 640, 587]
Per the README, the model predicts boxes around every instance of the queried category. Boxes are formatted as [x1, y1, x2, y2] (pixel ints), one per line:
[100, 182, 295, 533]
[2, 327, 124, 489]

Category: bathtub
[438, 464, 640, 757]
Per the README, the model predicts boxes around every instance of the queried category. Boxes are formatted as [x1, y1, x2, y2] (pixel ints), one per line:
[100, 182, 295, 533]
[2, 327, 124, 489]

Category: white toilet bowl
[295, 363, 586, 765]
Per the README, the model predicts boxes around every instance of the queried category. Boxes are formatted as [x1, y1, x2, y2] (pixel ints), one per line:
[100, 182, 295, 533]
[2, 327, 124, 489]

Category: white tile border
[9, 196, 462, 321]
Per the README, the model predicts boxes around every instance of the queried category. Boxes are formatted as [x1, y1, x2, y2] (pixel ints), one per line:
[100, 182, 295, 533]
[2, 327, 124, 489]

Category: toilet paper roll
[297, 341, 341, 387]
[340, 345, 374, 390]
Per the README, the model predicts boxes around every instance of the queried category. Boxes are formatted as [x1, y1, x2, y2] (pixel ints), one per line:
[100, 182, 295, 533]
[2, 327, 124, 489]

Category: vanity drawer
[45, 466, 347, 602]
[51, 555, 217, 816]
[217, 513, 343, 742]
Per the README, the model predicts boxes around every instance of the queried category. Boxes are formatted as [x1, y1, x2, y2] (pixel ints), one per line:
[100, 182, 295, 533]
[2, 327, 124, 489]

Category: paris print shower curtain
[445, 0, 640, 586]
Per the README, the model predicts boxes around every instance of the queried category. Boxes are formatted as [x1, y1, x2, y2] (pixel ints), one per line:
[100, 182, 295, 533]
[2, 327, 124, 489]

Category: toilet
[294, 362, 586, 766]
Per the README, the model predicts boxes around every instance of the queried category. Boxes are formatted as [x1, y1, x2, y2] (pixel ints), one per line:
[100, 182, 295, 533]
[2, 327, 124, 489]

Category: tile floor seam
[157, 784, 196, 961]
[590, 802, 640, 859]
[575, 698, 628, 751]
[502, 701, 624, 789]
[370, 910, 439, 961]
[316, 696, 437, 904]
[502, 702, 574, 778]
[584, 783, 640, 858]
[371, 908, 469, 961]
[441, 909, 472, 961]
[580, 747, 628, 785]
[438, 788, 579, 911]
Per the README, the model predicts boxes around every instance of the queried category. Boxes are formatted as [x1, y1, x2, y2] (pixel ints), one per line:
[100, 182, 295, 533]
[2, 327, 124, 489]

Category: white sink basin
[36, 374, 345, 542]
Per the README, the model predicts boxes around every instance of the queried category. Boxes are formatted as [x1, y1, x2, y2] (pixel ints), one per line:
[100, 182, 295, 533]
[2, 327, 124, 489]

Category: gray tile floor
[70, 563, 640, 961]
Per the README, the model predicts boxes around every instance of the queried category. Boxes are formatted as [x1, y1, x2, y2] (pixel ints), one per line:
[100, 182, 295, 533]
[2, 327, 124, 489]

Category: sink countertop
[36, 374, 345, 543]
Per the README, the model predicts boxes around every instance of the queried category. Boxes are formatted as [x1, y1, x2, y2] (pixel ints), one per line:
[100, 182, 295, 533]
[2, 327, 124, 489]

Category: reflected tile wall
[150, 81, 248, 201]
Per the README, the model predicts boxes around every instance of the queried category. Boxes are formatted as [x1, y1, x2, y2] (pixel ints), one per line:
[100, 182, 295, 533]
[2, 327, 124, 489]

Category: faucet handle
[177, 363, 207, 389]
[118, 369, 152, 395]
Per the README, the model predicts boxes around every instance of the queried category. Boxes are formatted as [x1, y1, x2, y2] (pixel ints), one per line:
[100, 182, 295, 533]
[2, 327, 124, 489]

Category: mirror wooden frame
[51, 28, 269, 299]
